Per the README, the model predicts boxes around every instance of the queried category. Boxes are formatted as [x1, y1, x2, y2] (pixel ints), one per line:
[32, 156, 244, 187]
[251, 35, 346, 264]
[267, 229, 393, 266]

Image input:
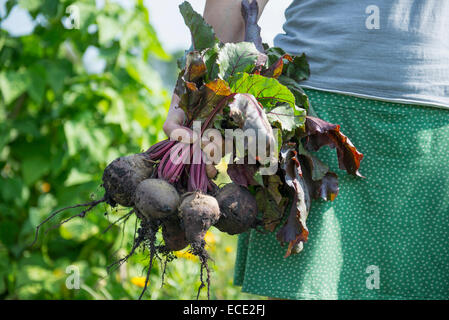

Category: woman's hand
[163, 93, 195, 143]
[163, 94, 221, 170]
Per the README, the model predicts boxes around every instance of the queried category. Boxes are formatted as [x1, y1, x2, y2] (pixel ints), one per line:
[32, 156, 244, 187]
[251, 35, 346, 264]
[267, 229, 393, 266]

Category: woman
[164, 0, 449, 299]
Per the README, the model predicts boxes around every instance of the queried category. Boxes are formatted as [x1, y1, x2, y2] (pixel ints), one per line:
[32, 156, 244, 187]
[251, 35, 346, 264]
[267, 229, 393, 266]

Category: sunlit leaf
[266, 104, 305, 132]
[217, 42, 261, 80]
[228, 72, 295, 110]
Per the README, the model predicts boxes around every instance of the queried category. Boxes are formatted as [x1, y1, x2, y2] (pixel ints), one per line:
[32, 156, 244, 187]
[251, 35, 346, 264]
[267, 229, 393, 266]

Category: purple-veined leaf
[303, 116, 364, 177]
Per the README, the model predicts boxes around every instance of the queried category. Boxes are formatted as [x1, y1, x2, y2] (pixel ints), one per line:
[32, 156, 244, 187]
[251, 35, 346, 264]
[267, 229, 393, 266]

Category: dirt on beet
[102, 153, 154, 207]
[214, 183, 258, 235]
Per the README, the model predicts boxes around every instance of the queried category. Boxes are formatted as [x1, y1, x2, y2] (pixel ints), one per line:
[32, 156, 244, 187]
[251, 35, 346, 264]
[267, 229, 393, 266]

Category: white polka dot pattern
[233, 88, 449, 300]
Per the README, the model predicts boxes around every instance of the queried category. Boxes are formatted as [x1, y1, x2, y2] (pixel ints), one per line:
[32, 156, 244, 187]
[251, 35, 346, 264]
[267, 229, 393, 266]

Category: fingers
[170, 125, 195, 144]
[163, 93, 186, 137]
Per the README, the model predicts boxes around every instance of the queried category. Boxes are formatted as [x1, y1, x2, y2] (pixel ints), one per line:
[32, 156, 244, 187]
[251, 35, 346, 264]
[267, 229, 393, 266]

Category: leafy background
[0, 0, 259, 299]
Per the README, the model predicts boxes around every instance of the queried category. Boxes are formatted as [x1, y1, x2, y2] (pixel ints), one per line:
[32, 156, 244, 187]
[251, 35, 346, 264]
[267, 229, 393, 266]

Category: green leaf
[228, 72, 295, 110]
[124, 55, 163, 93]
[255, 188, 286, 232]
[217, 42, 261, 80]
[0, 220, 19, 247]
[63, 120, 110, 163]
[22, 154, 51, 185]
[265, 47, 287, 65]
[72, 1, 97, 29]
[0, 70, 30, 105]
[64, 168, 93, 187]
[0, 178, 23, 202]
[0, 123, 15, 151]
[278, 75, 309, 109]
[60, 219, 99, 242]
[97, 15, 120, 45]
[18, 0, 41, 12]
[41, 61, 68, 95]
[203, 45, 220, 81]
[179, 1, 217, 51]
[27, 64, 46, 105]
[285, 53, 310, 82]
[267, 104, 305, 132]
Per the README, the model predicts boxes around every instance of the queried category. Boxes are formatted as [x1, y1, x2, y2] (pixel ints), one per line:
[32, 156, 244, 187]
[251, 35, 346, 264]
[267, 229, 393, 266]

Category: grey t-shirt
[274, 0, 449, 109]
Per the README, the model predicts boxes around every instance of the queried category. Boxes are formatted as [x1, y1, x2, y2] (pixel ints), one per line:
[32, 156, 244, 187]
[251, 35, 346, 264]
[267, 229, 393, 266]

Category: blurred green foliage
[0, 0, 259, 300]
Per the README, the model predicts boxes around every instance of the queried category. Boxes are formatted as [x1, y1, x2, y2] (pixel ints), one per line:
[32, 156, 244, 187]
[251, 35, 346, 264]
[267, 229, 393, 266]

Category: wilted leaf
[227, 163, 258, 187]
[175, 73, 201, 122]
[267, 174, 283, 204]
[184, 51, 207, 82]
[197, 79, 232, 120]
[228, 93, 275, 162]
[256, 188, 286, 232]
[262, 54, 292, 78]
[303, 116, 364, 177]
[297, 142, 329, 181]
[312, 171, 339, 201]
[276, 144, 311, 257]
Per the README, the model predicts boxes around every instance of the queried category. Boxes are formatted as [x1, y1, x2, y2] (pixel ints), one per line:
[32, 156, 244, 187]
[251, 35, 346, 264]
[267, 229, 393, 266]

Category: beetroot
[134, 178, 180, 220]
[178, 192, 220, 298]
[161, 216, 188, 252]
[178, 192, 220, 251]
[215, 183, 258, 235]
[102, 153, 154, 207]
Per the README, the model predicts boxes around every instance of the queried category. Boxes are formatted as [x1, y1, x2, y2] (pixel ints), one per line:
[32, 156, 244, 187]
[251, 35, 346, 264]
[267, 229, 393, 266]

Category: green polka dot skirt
[234, 88, 449, 300]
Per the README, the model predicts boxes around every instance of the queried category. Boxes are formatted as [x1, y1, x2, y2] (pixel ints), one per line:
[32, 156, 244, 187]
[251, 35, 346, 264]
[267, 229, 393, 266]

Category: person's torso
[274, 0, 449, 108]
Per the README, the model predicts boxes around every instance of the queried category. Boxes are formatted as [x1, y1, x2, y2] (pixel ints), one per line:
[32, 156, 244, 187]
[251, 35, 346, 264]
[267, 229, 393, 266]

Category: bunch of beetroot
[32, 0, 364, 299]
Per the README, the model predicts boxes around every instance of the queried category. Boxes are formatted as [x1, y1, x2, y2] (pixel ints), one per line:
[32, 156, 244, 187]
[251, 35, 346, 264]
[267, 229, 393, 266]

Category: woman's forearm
[164, 1, 269, 138]
[203, 0, 269, 43]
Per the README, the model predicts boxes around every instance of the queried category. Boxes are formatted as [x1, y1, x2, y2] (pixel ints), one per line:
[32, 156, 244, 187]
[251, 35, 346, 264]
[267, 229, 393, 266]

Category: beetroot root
[134, 179, 180, 220]
[102, 153, 154, 207]
[214, 183, 258, 235]
[161, 216, 188, 252]
[178, 192, 220, 251]
[178, 192, 220, 299]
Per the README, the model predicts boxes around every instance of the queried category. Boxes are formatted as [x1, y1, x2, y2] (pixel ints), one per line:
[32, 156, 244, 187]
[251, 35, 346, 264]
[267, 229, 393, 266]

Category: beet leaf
[303, 116, 364, 177]
[228, 72, 296, 110]
[217, 42, 264, 81]
[276, 144, 311, 257]
[179, 1, 217, 52]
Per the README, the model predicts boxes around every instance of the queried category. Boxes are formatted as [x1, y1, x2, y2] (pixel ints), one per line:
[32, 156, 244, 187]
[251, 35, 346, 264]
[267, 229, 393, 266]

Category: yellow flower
[130, 276, 147, 288]
[225, 246, 233, 253]
[174, 250, 198, 261]
[204, 231, 216, 245]
[41, 182, 51, 193]
[52, 268, 64, 277]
